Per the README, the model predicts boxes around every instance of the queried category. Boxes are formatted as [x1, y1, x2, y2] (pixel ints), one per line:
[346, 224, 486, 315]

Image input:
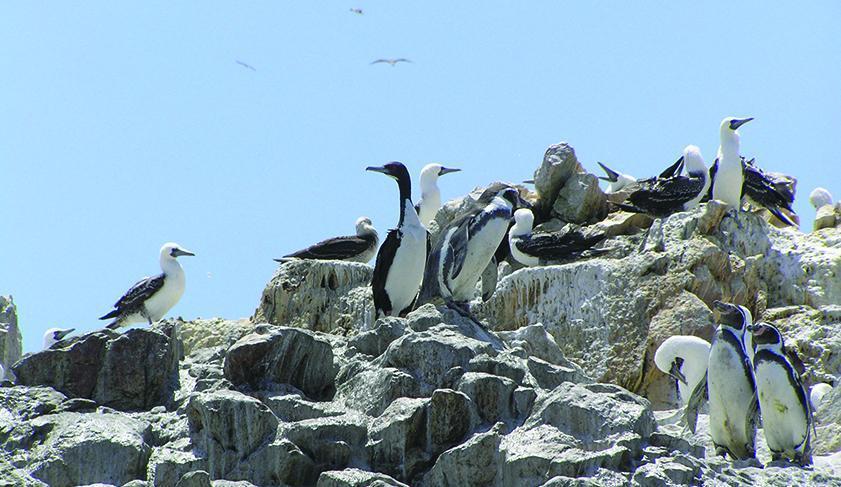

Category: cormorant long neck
[396, 172, 414, 227]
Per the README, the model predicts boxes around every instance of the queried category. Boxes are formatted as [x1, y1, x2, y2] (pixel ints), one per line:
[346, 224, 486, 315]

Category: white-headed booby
[615, 145, 709, 217]
[809, 188, 833, 209]
[694, 300, 758, 460]
[597, 162, 637, 194]
[416, 164, 461, 228]
[508, 208, 608, 267]
[42, 327, 75, 349]
[712, 117, 753, 208]
[275, 217, 379, 263]
[100, 242, 195, 329]
[367, 162, 428, 318]
[424, 187, 519, 305]
[749, 322, 813, 465]
[654, 335, 711, 407]
[810, 383, 833, 411]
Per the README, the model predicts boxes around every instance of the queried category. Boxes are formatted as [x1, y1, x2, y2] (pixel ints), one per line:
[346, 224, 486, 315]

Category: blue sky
[2, 2, 839, 353]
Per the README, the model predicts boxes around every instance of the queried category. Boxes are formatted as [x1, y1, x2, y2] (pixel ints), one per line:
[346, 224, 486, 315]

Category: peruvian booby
[809, 188, 833, 209]
[742, 158, 797, 226]
[415, 164, 461, 228]
[99, 243, 195, 329]
[508, 208, 608, 267]
[275, 217, 378, 263]
[614, 145, 709, 217]
[597, 156, 685, 195]
[810, 383, 833, 411]
[690, 300, 758, 459]
[422, 187, 519, 306]
[711, 117, 753, 208]
[654, 335, 711, 407]
[749, 322, 813, 465]
[42, 327, 75, 349]
[367, 162, 428, 318]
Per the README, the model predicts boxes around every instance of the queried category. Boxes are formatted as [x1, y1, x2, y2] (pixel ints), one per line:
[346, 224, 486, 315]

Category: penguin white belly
[144, 275, 185, 322]
[712, 158, 744, 208]
[450, 217, 509, 300]
[707, 339, 755, 456]
[755, 360, 808, 456]
[384, 229, 426, 314]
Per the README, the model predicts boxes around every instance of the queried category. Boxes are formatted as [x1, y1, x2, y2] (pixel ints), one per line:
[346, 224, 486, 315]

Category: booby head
[355, 216, 376, 236]
[681, 145, 706, 175]
[597, 162, 636, 193]
[420, 163, 460, 187]
[511, 208, 535, 237]
[161, 242, 195, 260]
[42, 327, 75, 349]
[720, 116, 753, 143]
[809, 187, 834, 209]
[747, 322, 784, 352]
[713, 300, 752, 332]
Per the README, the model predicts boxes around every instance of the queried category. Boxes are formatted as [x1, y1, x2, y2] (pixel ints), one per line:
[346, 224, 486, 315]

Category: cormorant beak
[56, 328, 75, 340]
[522, 179, 535, 184]
[668, 361, 688, 385]
[729, 117, 754, 130]
[366, 166, 388, 175]
[173, 248, 195, 257]
[439, 167, 461, 176]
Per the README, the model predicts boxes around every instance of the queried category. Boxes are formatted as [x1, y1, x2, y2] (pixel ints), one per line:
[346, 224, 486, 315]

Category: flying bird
[371, 58, 412, 67]
[350, 8, 363, 15]
[236, 60, 257, 72]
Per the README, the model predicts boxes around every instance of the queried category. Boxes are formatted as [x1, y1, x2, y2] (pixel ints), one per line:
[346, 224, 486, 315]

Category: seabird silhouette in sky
[371, 58, 412, 67]
[236, 60, 256, 72]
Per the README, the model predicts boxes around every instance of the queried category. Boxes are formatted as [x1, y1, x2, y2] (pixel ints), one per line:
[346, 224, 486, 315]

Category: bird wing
[370, 59, 388, 65]
[371, 229, 399, 316]
[395, 58, 412, 63]
[444, 216, 472, 281]
[104, 274, 166, 317]
[515, 231, 607, 261]
[683, 370, 708, 434]
[626, 174, 705, 215]
[281, 235, 372, 261]
[702, 159, 719, 202]
[659, 155, 685, 178]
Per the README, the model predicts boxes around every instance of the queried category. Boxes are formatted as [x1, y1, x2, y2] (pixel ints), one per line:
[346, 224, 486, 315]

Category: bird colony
[4, 116, 840, 485]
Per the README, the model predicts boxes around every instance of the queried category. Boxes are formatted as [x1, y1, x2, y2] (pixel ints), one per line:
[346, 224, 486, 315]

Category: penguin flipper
[745, 392, 760, 458]
[684, 370, 708, 434]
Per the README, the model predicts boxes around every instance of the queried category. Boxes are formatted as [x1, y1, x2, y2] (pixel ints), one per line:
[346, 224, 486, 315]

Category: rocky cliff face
[2, 143, 840, 486]
[0, 295, 22, 380]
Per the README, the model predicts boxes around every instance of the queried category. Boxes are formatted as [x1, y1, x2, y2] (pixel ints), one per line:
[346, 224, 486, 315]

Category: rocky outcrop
[0, 295, 22, 379]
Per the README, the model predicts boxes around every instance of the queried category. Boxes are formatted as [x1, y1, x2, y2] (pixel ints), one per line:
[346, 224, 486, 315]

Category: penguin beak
[668, 361, 688, 385]
[438, 167, 461, 176]
[729, 117, 754, 130]
[173, 248, 195, 257]
[56, 328, 75, 340]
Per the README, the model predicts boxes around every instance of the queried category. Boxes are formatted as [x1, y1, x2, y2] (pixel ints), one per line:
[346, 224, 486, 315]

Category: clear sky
[2, 2, 840, 353]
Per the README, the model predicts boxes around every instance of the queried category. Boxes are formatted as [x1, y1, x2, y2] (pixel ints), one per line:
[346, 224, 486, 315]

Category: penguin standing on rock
[749, 322, 813, 466]
[688, 301, 758, 459]
[367, 162, 428, 318]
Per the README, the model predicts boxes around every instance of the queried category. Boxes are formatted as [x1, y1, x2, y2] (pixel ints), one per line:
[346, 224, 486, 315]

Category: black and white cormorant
[367, 162, 428, 318]
[275, 217, 379, 263]
[100, 242, 195, 329]
[508, 208, 609, 267]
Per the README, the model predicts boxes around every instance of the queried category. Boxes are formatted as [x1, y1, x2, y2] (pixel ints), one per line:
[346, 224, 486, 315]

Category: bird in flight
[236, 60, 256, 72]
[350, 8, 363, 15]
[370, 58, 412, 67]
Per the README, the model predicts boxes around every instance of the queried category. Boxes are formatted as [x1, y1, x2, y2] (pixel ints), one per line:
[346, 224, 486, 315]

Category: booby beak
[438, 167, 461, 176]
[729, 117, 754, 130]
[668, 360, 688, 385]
[56, 328, 75, 340]
[173, 248, 195, 257]
[597, 162, 620, 183]
[522, 179, 535, 184]
[366, 165, 388, 174]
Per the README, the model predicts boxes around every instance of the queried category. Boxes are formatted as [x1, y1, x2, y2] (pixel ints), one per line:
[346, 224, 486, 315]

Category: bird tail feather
[99, 309, 119, 320]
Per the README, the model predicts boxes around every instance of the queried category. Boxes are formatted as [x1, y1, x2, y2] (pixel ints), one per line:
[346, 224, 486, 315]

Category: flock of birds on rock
[26, 115, 837, 468]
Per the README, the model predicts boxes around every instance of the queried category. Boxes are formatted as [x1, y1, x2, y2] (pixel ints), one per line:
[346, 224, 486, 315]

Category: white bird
[810, 382, 833, 411]
[100, 243, 195, 329]
[712, 117, 753, 208]
[654, 335, 711, 406]
[42, 327, 75, 350]
[415, 163, 461, 228]
[597, 162, 637, 194]
[809, 188, 834, 209]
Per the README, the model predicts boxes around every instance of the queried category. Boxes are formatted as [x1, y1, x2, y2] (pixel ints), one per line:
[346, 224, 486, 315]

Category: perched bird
[416, 163, 461, 228]
[42, 327, 75, 349]
[711, 117, 753, 208]
[597, 162, 637, 194]
[615, 145, 709, 217]
[422, 187, 519, 308]
[367, 162, 428, 318]
[370, 58, 412, 66]
[508, 208, 608, 267]
[810, 383, 833, 410]
[741, 158, 797, 226]
[349, 7, 363, 14]
[809, 188, 833, 209]
[275, 217, 378, 263]
[654, 335, 711, 407]
[236, 60, 256, 72]
[689, 301, 758, 459]
[749, 322, 813, 465]
[99, 243, 195, 329]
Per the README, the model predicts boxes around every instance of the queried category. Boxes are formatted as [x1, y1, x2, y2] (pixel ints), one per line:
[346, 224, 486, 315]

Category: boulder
[531, 143, 582, 217]
[317, 468, 408, 487]
[551, 172, 608, 224]
[0, 296, 22, 380]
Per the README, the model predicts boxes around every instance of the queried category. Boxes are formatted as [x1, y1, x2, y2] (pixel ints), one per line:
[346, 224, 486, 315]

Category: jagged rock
[368, 398, 431, 481]
[813, 382, 841, 455]
[552, 172, 609, 224]
[532, 143, 582, 217]
[814, 204, 840, 231]
[419, 424, 504, 487]
[762, 305, 841, 387]
[176, 470, 211, 487]
[427, 389, 472, 454]
[348, 318, 407, 357]
[176, 318, 256, 356]
[456, 372, 518, 426]
[254, 260, 374, 334]
[223, 326, 338, 400]
[147, 438, 207, 487]
[281, 413, 369, 473]
[255, 388, 345, 422]
[0, 296, 22, 380]
[317, 468, 408, 487]
[335, 365, 420, 417]
[13, 324, 180, 411]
